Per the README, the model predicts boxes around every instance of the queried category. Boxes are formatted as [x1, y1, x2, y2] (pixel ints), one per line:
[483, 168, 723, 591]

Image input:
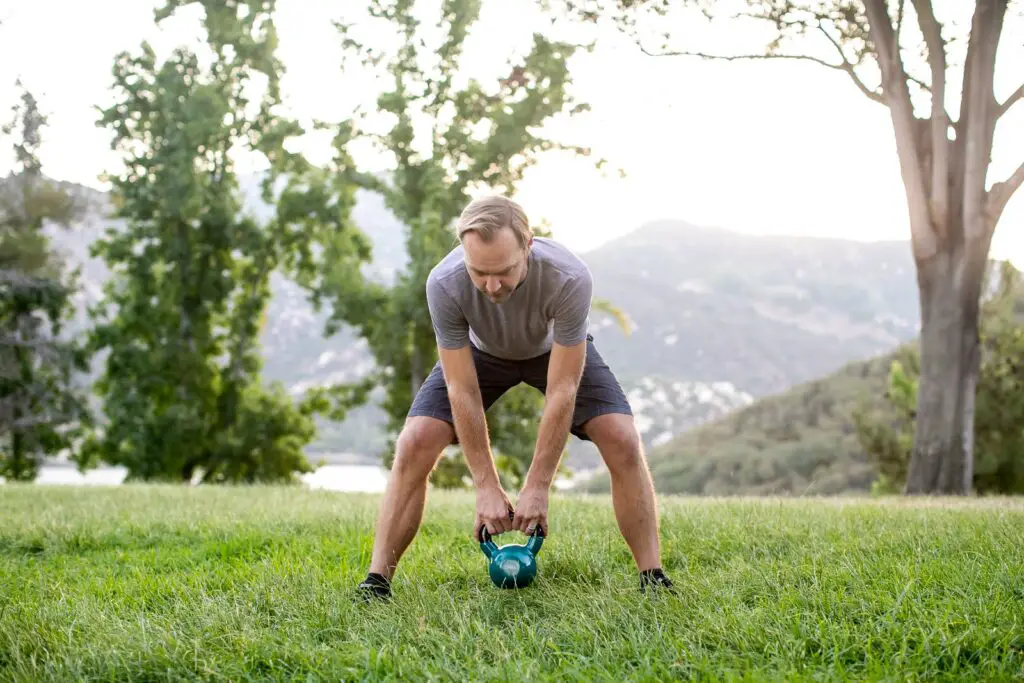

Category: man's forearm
[523, 384, 576, 489]
[450, 387, 501, 489]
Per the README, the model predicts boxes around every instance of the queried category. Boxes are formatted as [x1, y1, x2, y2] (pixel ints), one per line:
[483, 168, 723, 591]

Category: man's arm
[522, 339, 586, 490]
[426, 272, 514, 538]
[437, 346, 499, 490]
[438, 346, 516, 538]
[514, 267, 593, 535]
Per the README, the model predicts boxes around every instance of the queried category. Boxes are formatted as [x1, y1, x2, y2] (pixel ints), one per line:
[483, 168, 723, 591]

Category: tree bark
[864, 0, 937, 261]
[907, 254, 966, 493]
[961, 333, 978, 494]
[905, 228, 990, 495]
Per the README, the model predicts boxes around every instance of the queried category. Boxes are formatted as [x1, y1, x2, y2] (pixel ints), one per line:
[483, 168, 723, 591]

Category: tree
[0, 83, 92, 481]
[855, 259, 1024, 494]
[555, 0, 1024, 494]
[83, 0, 368, 483]
[307, 0, 600, 489]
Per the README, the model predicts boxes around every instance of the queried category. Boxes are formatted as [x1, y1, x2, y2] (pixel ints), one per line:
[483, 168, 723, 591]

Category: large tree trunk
[960, 306, 981, 494]
[907, 253, 968, 493]
[905, 232, 989, 495]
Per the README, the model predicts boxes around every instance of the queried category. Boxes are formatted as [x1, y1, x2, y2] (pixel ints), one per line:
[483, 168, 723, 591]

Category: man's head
[456, 195, 533, 304]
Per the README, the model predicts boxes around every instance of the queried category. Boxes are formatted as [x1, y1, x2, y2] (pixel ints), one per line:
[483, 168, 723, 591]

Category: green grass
[1, 486, 1023, 681]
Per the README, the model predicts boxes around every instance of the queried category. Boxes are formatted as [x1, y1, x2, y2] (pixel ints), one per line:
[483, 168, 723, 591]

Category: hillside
[45, 178, 922, 470]
[580, 343, 918, 496]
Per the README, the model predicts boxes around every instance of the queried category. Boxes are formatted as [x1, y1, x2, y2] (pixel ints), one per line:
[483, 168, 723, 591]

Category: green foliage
[0, 83, 92, 481]
[855, 261, 1024, 494]
[851, 357, 918, 494]
[83, 0, 365, 483]
[199, 382, 317, 484]
[974, 263, 1024, 493]
[311, 0, 597, 489]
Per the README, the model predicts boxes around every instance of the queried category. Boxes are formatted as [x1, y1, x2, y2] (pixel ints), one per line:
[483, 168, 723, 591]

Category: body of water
[20, 463, 390, 492]
[11, 463, 591, 492]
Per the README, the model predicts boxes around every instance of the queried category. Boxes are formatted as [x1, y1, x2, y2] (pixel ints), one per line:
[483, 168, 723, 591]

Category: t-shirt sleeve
[552, 266, 593, 346]
[426, 271, 470, 349]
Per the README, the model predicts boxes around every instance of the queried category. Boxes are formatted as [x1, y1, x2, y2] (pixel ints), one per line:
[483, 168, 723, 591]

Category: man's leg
[522, 334, 672, 591]
[581, 413, 665, 577]
[365, 416, 455, 585]
[359, 348, 519, 600]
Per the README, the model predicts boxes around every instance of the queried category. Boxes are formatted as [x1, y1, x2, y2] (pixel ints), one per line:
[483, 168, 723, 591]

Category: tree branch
[634, 16, 949, 118]
[988, 161, 1024, 224]
[863, 0, 935, 260]
[959, 0, 1007, 243]
[911, 0, 949, 225]
[814, 23, 885, 104]
[636, 41, 886, 104]
[997, 84, 1023, 120]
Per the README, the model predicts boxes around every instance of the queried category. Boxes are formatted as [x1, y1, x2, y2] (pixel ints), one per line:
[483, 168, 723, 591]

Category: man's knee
[391, 416, 454, 482]
[585, 413, 644, 475]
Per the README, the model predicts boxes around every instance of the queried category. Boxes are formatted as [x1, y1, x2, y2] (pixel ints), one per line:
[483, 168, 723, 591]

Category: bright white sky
[1, 0, 1021, 265]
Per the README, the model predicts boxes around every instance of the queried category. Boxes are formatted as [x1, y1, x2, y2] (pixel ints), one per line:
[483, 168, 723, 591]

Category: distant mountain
[45, 180, 921, 471]
[584, 220, 919, 396]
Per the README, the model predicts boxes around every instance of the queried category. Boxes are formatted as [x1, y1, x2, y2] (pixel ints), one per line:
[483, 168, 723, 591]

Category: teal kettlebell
[478, 521, 545, 589]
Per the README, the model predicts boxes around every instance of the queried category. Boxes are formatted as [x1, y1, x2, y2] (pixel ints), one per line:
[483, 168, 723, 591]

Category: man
[357, 195, 673, 600]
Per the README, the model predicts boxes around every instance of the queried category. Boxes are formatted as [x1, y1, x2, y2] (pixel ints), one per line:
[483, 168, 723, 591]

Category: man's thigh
[521, 334, 634, 442]
[407, 345, 522, 444]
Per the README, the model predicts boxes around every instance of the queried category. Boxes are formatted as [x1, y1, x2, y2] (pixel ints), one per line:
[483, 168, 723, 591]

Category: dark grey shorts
[408, 334, 633, 443]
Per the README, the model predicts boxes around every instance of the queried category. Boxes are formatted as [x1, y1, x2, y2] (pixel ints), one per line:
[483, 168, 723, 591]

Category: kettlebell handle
[478, 516, 545, 558]
[478, 523, 545, 544]
[477, 507, 516, 544]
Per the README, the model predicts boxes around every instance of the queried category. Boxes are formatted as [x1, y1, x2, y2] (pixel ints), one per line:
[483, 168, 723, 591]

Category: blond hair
[455, 195, 532, 249]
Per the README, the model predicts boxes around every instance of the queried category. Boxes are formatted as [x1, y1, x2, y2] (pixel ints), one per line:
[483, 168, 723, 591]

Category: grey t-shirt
[425, 237, 593, 360]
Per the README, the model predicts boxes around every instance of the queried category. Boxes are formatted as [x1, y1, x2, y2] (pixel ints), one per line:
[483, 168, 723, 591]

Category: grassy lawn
[1, 485, 1023, 681]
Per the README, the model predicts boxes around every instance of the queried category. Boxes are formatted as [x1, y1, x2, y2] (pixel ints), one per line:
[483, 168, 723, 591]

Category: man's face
[462, 228, 532, 304]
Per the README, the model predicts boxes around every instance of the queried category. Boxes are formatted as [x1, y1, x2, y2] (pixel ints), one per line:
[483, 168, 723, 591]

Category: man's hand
[512, 484, 549, 536]
[476, 484, 515, 540]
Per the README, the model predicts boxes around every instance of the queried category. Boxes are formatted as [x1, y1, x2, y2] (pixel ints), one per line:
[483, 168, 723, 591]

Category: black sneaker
[639, 567, 675, 594]
[357, 572, 392, 602]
